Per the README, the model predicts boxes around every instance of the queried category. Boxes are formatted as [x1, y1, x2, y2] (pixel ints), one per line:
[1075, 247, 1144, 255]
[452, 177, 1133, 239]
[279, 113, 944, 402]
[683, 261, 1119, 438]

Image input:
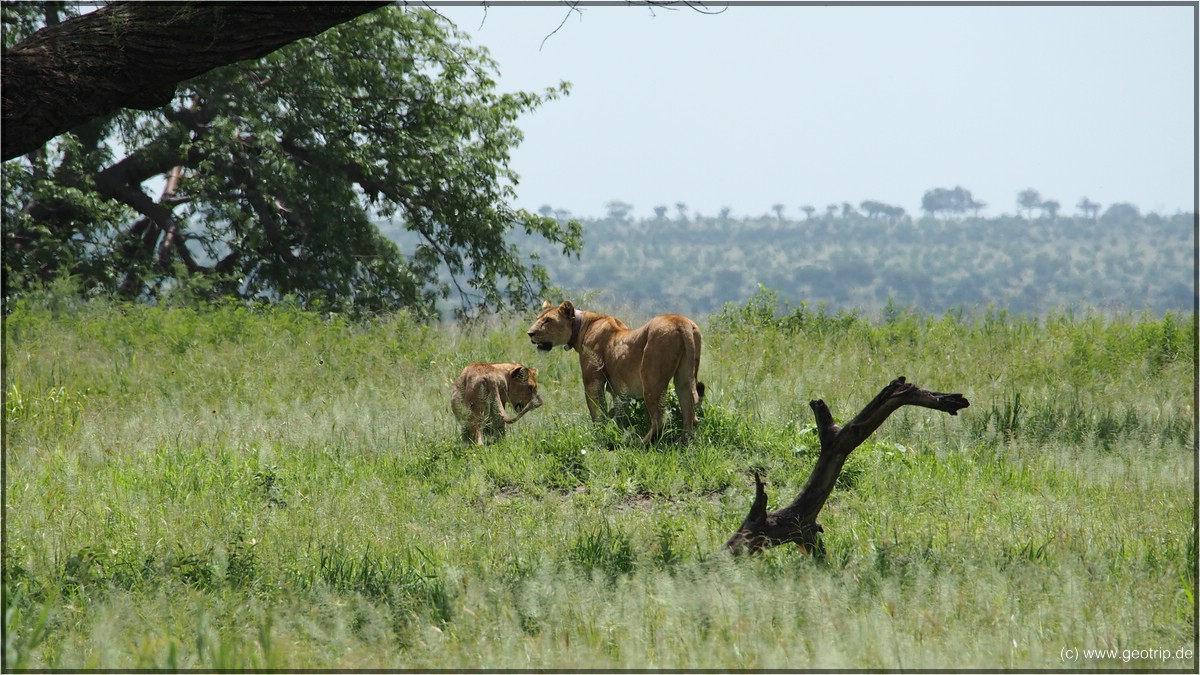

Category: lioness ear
[559, 300, 575, 319]
[541, 300, 553, 310]
[511, 366, 529, 382]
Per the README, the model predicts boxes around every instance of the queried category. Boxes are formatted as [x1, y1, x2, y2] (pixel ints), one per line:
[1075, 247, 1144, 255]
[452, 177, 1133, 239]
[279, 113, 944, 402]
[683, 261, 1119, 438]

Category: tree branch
[540, 1, 581, 51]
[93, 153, 200, 277]
[726, 377, 969, 554]
[115, 216, 159, 298]
[277, 134, 477, 307]
[2, 1, 389, 160]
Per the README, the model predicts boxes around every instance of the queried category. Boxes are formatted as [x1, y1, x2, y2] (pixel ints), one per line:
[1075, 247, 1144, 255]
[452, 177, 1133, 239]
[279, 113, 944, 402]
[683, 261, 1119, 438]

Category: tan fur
[450, 362, 543, 445]
[527, 300, 704, 444]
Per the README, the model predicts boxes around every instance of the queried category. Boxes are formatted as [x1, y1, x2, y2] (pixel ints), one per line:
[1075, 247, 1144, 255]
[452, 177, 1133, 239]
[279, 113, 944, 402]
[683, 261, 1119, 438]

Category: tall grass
[3, 290, 1195, 669]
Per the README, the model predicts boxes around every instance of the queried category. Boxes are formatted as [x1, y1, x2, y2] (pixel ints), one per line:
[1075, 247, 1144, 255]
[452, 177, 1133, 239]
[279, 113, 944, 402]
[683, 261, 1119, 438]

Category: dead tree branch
[725, 377, 969, 554]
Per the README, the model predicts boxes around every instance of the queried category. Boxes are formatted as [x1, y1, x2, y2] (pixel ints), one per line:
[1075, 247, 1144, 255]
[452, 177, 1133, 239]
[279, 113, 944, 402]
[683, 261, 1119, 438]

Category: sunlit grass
[3, 292, 1194, 669]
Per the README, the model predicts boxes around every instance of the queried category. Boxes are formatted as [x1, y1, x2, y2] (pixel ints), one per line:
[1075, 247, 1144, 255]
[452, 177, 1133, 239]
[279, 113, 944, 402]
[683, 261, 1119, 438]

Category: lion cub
[450, 362, 543, 445]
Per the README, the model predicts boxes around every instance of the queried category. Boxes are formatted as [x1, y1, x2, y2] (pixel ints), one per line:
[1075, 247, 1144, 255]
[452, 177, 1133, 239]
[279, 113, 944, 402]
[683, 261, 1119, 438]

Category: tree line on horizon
[506, 200, 1194, 321]
[542, 186, 1173, 226]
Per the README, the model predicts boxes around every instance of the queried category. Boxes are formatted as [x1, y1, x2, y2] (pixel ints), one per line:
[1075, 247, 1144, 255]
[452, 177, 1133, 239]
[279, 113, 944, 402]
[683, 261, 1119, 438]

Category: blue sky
[434, 2, 1196, 220]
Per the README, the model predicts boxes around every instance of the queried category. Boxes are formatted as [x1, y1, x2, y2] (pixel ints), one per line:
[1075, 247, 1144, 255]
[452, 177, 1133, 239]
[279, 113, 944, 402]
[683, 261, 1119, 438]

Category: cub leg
[462, 407, 485, 446]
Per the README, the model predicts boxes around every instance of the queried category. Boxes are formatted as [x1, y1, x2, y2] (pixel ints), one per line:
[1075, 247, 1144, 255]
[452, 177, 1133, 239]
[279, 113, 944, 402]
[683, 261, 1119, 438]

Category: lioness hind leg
[640, 386, 667, 446]
[684, 322, 703, 441]
[674, 374, 698, 442]
[673, 354, 701, 442]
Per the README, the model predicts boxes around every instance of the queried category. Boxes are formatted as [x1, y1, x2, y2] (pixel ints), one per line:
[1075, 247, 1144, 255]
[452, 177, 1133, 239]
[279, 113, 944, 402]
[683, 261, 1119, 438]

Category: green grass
[3, 293, 1195, 669]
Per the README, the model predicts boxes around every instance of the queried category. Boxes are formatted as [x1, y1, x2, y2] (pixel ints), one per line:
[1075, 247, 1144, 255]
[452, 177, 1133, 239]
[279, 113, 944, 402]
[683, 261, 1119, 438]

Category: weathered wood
[725, 377, 969, 554]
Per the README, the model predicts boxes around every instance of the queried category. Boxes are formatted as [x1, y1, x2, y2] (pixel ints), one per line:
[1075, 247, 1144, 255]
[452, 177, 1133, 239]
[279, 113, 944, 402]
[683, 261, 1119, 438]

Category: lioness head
[507, 365, 543, 413]
[526, 300, 576, 352]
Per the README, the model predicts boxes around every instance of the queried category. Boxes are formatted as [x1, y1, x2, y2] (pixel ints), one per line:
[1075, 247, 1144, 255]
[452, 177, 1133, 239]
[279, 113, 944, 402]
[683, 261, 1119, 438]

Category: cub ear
[559, 300, 575, 319]
[511, 366, 530, 383]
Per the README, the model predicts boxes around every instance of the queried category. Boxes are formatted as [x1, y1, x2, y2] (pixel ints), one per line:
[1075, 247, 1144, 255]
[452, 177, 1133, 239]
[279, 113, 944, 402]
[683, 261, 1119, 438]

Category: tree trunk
[725, 377, 969, 554]
[2, 1, 388, 161]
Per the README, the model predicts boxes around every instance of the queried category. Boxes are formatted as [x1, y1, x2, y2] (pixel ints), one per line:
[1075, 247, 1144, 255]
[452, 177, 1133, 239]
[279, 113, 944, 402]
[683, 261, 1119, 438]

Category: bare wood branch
[642, 1, 729, 15]
[540, 1, 582, 52]
[726, 377, 969, 554]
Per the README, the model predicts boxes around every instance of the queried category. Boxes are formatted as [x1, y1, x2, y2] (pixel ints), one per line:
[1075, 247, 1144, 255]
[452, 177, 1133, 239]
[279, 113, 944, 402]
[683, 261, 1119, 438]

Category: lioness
[450, 362, 543, 445]
[526, 300, 704, 445]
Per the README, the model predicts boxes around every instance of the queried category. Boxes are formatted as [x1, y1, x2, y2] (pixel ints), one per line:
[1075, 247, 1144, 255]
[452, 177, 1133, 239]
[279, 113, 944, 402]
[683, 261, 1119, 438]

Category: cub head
[526, 300, 576, 352]
[507, 365, 543, 413]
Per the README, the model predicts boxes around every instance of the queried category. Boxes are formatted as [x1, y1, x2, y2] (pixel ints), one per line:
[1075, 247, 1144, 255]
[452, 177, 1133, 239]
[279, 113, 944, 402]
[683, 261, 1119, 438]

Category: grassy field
[3, 291, 1195, 670]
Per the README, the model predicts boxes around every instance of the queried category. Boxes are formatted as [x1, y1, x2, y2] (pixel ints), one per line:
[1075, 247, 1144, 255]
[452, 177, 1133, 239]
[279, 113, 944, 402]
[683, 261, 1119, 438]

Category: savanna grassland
[3, 290, 1196, 670]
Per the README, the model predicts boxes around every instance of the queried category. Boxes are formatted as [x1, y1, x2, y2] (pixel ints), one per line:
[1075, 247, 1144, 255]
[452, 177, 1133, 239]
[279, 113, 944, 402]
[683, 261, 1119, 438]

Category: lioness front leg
[583, 378, 607, 423]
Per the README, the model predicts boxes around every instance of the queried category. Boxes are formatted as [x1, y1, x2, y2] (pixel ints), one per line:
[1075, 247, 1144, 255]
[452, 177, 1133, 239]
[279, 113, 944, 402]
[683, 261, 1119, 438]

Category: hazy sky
[434, 2, 1196, 220]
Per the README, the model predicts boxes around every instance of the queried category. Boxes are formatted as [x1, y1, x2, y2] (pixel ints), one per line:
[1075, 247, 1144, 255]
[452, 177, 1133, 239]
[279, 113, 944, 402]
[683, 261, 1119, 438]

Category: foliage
[1101, 201, 1141, 227]
[921, 185, 985, 217]
[3, 295, 1194, 669]
[1, 4, 581, 319]
[858, 199, 906, 220]
[510, 209, 1194, 319]
[1016, 187, 1043, 218]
